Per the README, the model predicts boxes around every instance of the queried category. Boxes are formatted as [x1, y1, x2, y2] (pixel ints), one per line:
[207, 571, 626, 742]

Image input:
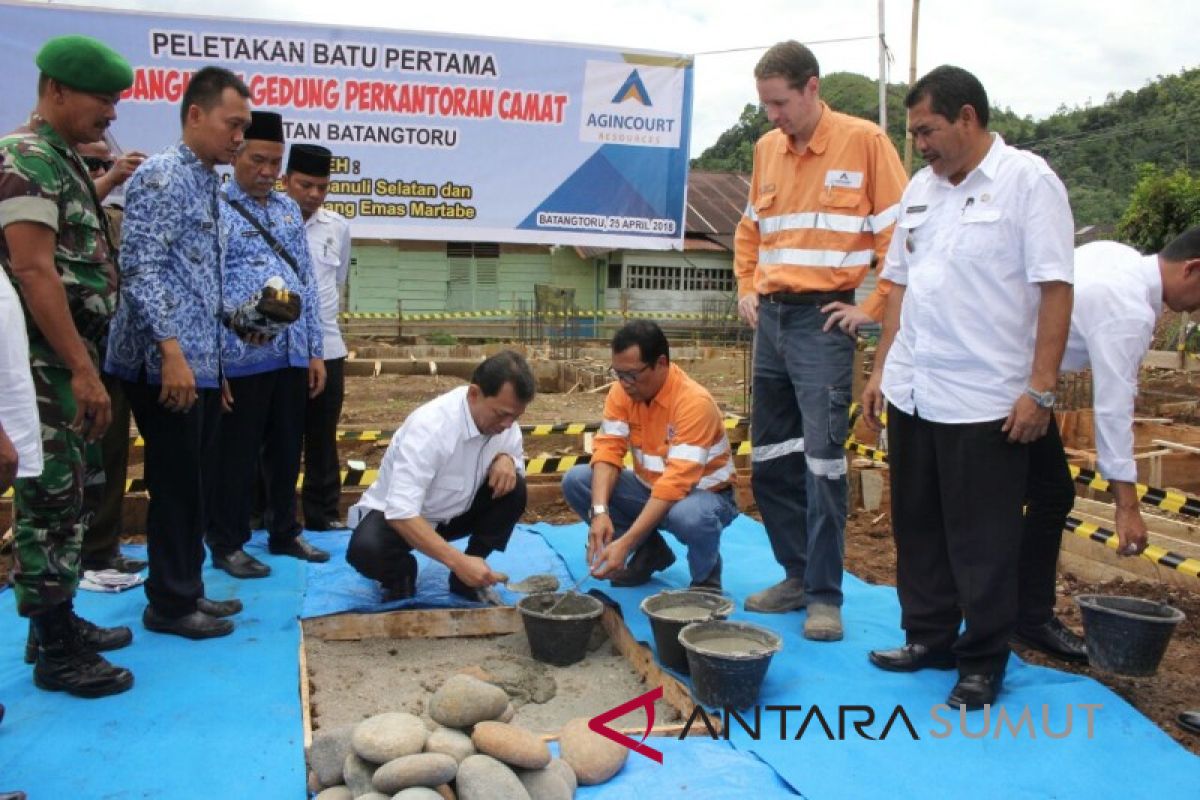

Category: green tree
[1116, 164, 1200, 252]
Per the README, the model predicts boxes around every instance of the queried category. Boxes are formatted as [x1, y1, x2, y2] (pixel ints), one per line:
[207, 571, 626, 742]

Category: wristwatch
[1025, 387, 1056, 409]
[589, 504, 608, 520]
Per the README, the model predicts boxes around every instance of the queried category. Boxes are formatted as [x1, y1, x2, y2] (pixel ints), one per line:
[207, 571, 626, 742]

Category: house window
[447, 242, 499, 259]
[623, 264, 733, 292]
[607, 261, 622, 289]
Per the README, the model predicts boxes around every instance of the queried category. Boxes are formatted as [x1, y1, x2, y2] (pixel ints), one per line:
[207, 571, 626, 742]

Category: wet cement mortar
[306, 625, 682, 734]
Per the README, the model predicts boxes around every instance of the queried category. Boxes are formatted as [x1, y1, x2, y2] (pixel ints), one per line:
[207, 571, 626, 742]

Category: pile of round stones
[310, 674, 631, 799]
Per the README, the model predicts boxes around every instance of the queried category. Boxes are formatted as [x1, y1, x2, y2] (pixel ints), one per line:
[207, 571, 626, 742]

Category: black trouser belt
[760, 289, 855, 306]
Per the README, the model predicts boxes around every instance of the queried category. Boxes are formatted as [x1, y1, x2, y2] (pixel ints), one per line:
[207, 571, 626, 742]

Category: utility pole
[878, 0, 887, 132]
[903, 0, 920, 173]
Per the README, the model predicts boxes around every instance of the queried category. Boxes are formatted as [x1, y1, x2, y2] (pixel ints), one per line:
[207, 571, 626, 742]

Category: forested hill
[693, 68, 1200, 228]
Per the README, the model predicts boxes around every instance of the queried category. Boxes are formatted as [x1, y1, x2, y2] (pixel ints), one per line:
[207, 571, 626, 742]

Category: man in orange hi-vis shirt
[561, 320, 737, 590]
[734, 40, 906, 641]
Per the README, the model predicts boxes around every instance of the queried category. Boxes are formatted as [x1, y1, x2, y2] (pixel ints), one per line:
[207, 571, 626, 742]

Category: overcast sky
[61, 0, 1199, 156]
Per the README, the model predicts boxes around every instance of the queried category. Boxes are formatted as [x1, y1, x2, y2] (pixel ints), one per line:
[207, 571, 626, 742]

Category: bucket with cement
[678, 620, 782, 709]
[1076, 594, 1185, 676]
[517, 592, 604, 666]
[640, 590, 735, 674]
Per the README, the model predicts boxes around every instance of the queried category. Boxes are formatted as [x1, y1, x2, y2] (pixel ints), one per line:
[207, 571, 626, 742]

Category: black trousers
[81, 371, 132, 564]
[346, 478, 527, 587]
[207, 367, 307, 555]
[124, 378, 222, 617]
[888, 403, 1029, 674]
[1018, 417, 1076, 628]
[302, 356, 345, 528]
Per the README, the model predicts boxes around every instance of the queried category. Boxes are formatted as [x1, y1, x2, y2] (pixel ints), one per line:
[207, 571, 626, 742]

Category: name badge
[825, 170, 864, 189]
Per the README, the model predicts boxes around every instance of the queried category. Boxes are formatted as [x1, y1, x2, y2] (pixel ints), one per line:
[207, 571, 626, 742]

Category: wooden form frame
[299, 604, 715, 749]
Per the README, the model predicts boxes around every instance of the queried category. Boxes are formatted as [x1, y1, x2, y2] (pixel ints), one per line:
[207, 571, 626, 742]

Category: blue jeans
[561, 464, 736, 582]
[750, 298, 854, 606]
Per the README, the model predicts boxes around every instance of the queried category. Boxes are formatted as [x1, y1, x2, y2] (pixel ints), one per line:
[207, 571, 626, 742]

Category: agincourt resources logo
[579, 60, 686, 149]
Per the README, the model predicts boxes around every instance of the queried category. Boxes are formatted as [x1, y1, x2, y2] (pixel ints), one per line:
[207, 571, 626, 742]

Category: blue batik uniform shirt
[218, 180, 323, 377]
[105, 142, 224, 388]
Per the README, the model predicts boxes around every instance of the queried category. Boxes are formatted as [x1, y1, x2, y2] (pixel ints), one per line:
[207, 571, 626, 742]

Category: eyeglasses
[608, 364, 652, 383]
[83, 157, 114, 173]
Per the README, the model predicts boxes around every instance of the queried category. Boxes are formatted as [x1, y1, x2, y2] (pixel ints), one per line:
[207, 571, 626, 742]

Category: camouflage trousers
[11, 365, 98, 616]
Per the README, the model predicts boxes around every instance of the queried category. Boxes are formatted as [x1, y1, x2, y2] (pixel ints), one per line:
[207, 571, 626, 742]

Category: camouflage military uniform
[0, 117, 117, 616]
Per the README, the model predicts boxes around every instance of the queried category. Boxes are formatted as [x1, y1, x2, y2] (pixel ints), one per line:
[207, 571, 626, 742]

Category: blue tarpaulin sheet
[2, 517, 1196, 798]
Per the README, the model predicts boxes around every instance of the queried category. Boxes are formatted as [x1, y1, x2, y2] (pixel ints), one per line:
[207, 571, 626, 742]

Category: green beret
[36, 35, 133, 94]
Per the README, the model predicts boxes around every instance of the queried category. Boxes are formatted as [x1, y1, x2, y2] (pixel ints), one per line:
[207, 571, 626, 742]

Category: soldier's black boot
[30, 604, 134, 698]
[24, 601, 133, 664]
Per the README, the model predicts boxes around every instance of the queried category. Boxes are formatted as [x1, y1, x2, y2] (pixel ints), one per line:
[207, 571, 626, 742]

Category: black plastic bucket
[679, 620, 782, 709]
[640, 590, 735, 674]
[1076, 594, 1186, 676]
[517, 592, 604, 666]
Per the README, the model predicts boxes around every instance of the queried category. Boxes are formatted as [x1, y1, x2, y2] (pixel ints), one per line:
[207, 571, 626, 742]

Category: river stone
[359, 794, 389, 800]
[344, 752, 378, 797]
[353, 713, 429, 763]
[311, 725, 357, 788]
[372, 753, 458, 794]
[434, 785, 455, 800]
[429, 675, 509, 729]
[557, 717, 628, 785]
[497, 703, 516, 723]
[315, 788, 353, 800]
[455, 755, 531, 800]
[517, 765, 573, 800]
[548, 759, 576, 794]
[393, 790, 444, 800]
[471, 721, 551, 770]
[425, 727, 476, 763]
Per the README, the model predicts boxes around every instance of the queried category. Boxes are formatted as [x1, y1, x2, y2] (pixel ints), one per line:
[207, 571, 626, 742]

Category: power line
[693, 36, 876, 56]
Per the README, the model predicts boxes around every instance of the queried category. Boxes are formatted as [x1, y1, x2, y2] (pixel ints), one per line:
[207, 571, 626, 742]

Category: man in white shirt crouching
[346, 351, 534, 601]
[1018, 226, 1200, 665]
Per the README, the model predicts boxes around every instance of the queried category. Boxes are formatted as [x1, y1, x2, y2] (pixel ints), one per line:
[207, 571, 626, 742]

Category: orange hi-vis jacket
[593, 363, 735, 502]
[734, 102, 908, 320]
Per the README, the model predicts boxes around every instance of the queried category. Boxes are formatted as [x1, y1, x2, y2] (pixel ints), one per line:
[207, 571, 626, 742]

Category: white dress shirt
[880, 134, 1075, 423]
[305, 207, 352, 360]
[0, 275, 43, 478]
[1062, 241, 1162, 483]
[350, 386, 525, 525]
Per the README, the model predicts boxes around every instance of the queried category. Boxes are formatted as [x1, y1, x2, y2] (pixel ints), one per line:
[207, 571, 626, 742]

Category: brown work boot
[30, 604, 134, 699]
[803, 603, 844, 642]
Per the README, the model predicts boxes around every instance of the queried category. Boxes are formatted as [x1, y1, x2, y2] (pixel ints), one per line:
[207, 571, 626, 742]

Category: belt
[760, 289, 855, 306]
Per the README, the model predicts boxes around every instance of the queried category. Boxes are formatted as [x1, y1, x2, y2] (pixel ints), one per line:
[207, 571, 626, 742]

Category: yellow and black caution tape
[340, 309, 739, 322]
[1069, 465, 1200, 518]
[131, 416, 748, 448]
[1065, 515, 1200, 578]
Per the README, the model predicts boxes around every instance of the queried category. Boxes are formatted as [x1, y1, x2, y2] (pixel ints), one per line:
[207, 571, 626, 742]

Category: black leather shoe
[690, 555, 723, 593]
[382, 574, 417, 603]
[213, 549, 271, 579]
[869, 643, 957, 672]
[82, 553, 147, 574]
[268, 536, 330, 563]
[196, 597, 243, 618]
[1177, 710, 1200, 736]
[142, 606, 234, 640]
[947, 672, 1004, 710]
[1013, 617, 1088, 663]
[610, 532, 677, 587]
